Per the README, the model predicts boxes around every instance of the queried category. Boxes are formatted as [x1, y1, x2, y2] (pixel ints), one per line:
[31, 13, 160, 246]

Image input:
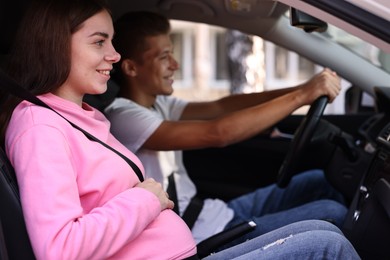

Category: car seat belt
[167, 173, 204, 229]
[0, 69, 144, 182]
[182, 196, 204, 229]
[167, 173, 180, 215]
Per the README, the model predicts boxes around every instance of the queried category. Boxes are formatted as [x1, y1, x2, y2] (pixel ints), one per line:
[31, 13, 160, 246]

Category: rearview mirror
[290, 8, 328, 33]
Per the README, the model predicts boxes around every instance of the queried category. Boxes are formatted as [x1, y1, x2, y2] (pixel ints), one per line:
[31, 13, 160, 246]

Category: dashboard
[342, 86, 390, 259]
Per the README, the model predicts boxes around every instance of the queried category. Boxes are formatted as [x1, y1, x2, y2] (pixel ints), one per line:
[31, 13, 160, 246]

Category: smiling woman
[0, 0, 197, 259]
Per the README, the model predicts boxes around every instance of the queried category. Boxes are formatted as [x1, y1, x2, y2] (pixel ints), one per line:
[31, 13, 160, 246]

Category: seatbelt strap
[167, 172, 204, 229]
[167, 173, 179, 215]
[0, 69, 144, 182]
[182, 196, 204, 230]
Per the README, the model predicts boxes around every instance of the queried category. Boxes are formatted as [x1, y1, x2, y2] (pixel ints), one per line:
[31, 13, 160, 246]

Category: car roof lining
[2, 0, 389, 54]
[1, 0, 389, 93]
[0, 0, 288, 55]
[279, 0, 390, 53]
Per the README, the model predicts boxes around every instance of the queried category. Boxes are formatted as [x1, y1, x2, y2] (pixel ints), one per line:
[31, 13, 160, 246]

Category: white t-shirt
[105, 96, 234, 243]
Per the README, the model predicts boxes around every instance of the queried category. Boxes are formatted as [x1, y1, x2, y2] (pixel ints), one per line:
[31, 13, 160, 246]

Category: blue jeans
[221, 170, 347, 249]
[204, 220, 360, 259]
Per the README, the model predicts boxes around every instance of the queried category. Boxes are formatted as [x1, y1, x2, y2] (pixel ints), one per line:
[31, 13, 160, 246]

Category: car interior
[0, 0, 389, 259]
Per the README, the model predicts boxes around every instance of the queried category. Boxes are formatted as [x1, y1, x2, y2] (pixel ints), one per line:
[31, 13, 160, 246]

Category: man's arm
[180, 68, 338, 120]
[179, 87, 296, 121]
[143, 69, 340, 151]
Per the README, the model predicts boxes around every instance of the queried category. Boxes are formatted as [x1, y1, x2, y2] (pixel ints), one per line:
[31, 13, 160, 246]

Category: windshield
[325, 24, 390, 73]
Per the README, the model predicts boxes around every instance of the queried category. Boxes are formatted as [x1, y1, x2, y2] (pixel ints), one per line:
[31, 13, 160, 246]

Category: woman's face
[55, 9, 120, 105]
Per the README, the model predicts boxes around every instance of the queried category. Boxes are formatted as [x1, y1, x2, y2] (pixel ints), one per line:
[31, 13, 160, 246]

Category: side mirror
[290, 8, 328, 33]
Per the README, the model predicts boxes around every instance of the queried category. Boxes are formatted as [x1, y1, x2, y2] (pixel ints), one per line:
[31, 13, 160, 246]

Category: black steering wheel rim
[277, 96, 328, 188]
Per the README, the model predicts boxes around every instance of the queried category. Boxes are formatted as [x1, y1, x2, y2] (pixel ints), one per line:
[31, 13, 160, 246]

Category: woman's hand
[136, 178, 175, 211]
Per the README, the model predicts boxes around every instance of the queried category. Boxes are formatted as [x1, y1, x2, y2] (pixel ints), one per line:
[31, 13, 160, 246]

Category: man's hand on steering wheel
[277, 68, 340, 188]
[299, 68, 340, 105]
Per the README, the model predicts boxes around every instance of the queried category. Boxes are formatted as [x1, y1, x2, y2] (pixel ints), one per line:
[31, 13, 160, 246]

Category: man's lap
[226, 169, 345, 218]
[220, 169, 347, 248]
[206, 220, 358, 260]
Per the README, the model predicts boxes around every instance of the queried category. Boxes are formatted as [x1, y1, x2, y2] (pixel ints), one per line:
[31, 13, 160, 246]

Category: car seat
[0, 146, 35, 259]
[83, 79, 120, 112]
[0, 143, 255, 259]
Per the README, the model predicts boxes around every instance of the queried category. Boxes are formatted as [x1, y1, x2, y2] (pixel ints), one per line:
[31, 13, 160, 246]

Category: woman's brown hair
[0, 0, 109, 146]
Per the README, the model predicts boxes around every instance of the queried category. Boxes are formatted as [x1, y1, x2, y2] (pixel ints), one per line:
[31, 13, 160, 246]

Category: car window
[169, 20, 372, 116]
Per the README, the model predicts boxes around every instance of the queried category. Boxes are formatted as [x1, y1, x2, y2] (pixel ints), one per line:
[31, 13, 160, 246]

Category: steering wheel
[277, 96, 328, 188]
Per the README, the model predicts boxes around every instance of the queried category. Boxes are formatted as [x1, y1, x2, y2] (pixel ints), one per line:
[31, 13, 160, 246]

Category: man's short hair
[113, 11, 171, 83]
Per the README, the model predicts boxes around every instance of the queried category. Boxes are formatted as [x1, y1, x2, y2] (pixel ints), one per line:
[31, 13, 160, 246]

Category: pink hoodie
[5, 93, 196, 260]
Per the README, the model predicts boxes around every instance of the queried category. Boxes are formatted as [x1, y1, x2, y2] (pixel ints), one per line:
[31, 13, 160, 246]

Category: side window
[169, 20, 353, 115]
[264, 41, 350, 114]
[264, 41, 317, 88]
[170, 32, 184, 80]
[170, 21, 194, 88]
[214, 31, 229, 81]
[209, 28, 229, 89]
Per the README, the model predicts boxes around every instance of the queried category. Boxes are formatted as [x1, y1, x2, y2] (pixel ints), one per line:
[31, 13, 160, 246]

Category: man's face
[133, 34, 179, 96]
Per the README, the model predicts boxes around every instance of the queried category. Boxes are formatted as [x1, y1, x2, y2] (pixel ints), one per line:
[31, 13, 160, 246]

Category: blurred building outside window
[170, 20, 349, 114]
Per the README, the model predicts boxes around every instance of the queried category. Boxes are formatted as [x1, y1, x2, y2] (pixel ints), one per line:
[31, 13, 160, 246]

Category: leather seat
[0, 146, 35, 259]
[0, 143, 256, 259]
